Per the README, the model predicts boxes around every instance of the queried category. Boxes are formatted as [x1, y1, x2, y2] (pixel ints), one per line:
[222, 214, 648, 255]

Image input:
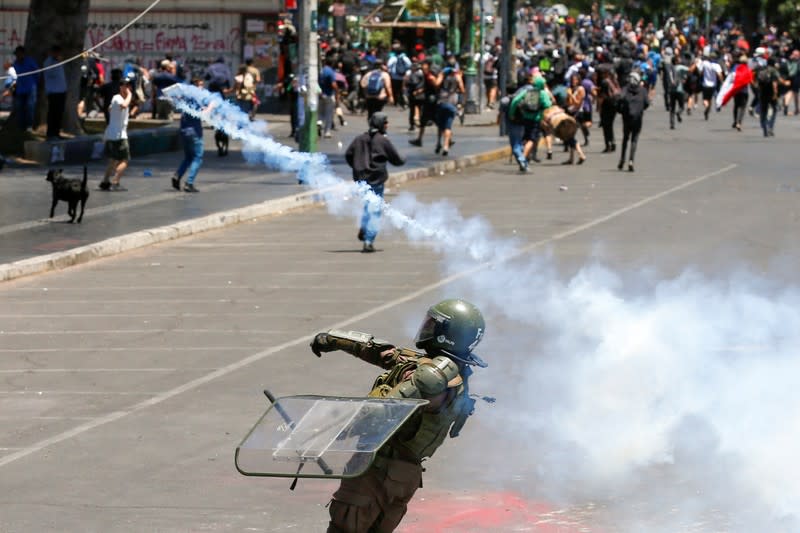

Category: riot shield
[235, 394, 428, 479]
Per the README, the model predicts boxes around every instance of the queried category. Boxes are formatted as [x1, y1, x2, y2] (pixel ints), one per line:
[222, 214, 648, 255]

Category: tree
[0, 0, 90, 154]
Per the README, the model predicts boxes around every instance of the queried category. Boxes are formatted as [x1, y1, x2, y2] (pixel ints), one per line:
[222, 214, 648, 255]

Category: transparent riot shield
[235, 393, 428, 479]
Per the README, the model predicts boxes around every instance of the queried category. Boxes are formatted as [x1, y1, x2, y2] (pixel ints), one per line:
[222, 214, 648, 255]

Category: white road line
[0, 391, 158, 395]
[0, 417, 95, 421]
[0, 172, 278, 237]
[0, 330, 283, 336]
[0, 163, 737, 469]
[0, 368, 216, 373]
[0, 347, 256, 353]
[0, 311, 373, 318]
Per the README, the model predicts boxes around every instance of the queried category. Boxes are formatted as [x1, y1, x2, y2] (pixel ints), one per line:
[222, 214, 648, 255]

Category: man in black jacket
[345, 112, 406, 253]
[617, 72, 649, 173]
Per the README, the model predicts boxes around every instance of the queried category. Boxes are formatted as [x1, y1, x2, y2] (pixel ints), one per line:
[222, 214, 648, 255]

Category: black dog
[46, 166, 89, 223]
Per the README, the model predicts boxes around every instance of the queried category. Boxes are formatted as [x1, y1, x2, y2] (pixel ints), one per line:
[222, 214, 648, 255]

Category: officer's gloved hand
[310, 332, 335, 357]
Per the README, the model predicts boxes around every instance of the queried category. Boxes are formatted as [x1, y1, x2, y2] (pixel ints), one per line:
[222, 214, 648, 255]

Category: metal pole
[478, 0, 485, 114]
[704, 0, 710, 41]
[498, 0, 509, 136]
[300, 0, 319, 153]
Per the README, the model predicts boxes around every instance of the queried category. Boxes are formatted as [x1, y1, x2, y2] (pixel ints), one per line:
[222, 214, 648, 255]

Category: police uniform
[311, 299, 486, 533]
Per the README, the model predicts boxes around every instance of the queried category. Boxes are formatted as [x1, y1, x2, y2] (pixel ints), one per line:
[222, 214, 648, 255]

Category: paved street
[1, 102, 800, 532]
[0, 106, 501, 265]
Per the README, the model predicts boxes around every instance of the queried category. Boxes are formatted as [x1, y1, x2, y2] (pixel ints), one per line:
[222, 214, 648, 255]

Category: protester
[345, 112, 405, 253]
[617, 72, 649, 172]
[43, 45, 67, 140]
[100, 77, 133, 191]
[205, 57, 233, 156]
[172, 78, 209, 193]
[11, 46, 38, 132]
[360, 58, 393, 119]
[433, 64, 464, 157]
[318, 57, 337, 138]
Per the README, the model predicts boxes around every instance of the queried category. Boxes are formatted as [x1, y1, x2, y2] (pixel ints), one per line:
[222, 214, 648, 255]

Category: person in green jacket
[507, 73, 552, 172]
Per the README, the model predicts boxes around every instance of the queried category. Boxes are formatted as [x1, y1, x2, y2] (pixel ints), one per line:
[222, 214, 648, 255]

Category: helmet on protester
[414, 299, 487, 367]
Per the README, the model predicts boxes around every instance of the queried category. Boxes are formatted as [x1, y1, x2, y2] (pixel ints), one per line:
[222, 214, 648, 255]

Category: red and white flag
[716, 64, 753, 109]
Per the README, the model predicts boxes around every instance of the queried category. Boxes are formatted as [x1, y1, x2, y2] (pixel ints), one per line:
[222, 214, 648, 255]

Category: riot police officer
[310, 299, 487, 533]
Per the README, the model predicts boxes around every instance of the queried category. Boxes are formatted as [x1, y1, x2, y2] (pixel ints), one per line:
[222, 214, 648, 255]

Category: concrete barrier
[24, 127, 180, 166]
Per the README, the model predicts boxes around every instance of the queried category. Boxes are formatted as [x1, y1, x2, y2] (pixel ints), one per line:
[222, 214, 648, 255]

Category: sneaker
[183, 183, 199, 193]
[546, 151, 553, 160]
[357, 228, 365, 242]
[98, 181, 111, 191]
[110, 183, 127, 191]
[677, 113, 682, 123]
[323, 132, 332, 139]
[577, 157, 586, 165]
[617, 160, 624, 171]
[362, 242, 375, 253]
[628, 161, 635, 172]
[171, 175, 181, 191]
[518, 161, 528, 172]
[434, 144, 441, 154]
[408, 139, 422, 147]
[442, 150, 448, 157]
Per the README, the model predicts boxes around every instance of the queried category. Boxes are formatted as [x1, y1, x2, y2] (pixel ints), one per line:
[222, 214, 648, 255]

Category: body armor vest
[368, 349, 469, 462]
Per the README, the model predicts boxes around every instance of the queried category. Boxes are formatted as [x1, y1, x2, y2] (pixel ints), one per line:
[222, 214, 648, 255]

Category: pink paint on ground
[399, 490, 601, 533]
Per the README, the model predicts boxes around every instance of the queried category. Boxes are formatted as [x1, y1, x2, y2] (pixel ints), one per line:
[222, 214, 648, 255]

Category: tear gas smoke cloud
[166, 86, 799, 532]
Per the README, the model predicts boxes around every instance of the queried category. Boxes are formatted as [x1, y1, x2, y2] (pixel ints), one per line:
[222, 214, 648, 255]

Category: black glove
[310, 332, 335, 357]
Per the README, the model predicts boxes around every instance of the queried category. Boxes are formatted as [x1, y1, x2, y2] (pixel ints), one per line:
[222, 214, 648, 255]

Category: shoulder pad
[429, 355, 463, 388]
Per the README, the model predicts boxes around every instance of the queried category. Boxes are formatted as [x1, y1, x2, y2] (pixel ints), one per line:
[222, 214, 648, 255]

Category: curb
[0, 145, 510, 283]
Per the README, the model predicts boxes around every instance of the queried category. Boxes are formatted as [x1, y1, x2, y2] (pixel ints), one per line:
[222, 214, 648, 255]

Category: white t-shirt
[701, 60, 722, 88]
[104, 94, 129, 141]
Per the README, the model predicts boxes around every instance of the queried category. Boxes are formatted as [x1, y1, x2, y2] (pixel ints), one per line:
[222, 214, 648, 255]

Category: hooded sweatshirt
[345, 113, 406, 186]
[619, 78, 649, 121]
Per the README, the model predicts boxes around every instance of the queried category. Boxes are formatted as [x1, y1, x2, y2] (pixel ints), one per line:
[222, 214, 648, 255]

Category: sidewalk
[0, 104, 507, 278]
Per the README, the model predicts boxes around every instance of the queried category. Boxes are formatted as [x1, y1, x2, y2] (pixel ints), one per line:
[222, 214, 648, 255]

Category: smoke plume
[166, 86, 799, 532]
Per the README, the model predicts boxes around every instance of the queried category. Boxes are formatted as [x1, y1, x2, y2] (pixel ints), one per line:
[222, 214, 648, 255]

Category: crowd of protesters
[485, 9, 800, 172]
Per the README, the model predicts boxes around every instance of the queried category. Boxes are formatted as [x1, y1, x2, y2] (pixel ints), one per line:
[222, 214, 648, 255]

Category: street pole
[704, 0, 710, 41]
[478, 0, 485, 114]
[498, 0, 510, 135]
[299, 0, 319, 153]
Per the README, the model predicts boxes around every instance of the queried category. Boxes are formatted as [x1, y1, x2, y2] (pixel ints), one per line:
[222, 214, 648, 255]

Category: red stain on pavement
[399, 490, 599, 533]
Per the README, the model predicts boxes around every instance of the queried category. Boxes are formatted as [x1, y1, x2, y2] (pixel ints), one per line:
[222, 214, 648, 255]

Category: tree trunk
[0, 0, 90, 154]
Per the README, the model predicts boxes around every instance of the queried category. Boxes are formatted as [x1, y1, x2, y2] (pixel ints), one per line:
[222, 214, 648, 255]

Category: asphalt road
[1, 102, 799, 532]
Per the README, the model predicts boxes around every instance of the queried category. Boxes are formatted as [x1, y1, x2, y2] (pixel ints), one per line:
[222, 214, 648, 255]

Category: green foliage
[368, 28, 392, 49]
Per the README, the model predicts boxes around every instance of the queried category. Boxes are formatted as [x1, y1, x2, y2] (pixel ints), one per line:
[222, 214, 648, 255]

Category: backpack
[392, 55, 409, 77]
[365, 70, 384, 97]
[517, 88, 541, 121]
[484, 56, 496, 75]
[757, 67, 773, 87]
[407, 71, 425, 100]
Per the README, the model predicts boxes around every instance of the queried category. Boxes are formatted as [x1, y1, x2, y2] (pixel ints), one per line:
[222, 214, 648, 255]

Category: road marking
[0, 172, 281, 237]
[0, 347, 256, 353]
[0, 368, 216, 373]
[0, 329, 283, 336]
[0, 391, 159, 395]
[0, 163, 738, 469]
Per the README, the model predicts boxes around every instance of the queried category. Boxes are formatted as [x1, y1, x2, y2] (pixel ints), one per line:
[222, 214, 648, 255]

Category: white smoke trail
[164, 84, 518, 264]
[166, 85, 799, 532]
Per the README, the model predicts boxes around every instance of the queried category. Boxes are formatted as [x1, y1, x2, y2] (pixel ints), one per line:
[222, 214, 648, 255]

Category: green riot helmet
[414, 299, 487, 367]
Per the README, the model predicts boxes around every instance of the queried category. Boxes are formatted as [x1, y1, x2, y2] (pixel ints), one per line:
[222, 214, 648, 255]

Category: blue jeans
[508, 123, 526, 165]
[177, 132, 204, 185]
[359, 182, 384, 244]
[760, 98, 777, 134]
[13, 90, 36, 131]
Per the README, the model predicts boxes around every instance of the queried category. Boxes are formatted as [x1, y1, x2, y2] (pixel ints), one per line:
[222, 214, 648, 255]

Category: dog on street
[46, 166, 89, 223]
